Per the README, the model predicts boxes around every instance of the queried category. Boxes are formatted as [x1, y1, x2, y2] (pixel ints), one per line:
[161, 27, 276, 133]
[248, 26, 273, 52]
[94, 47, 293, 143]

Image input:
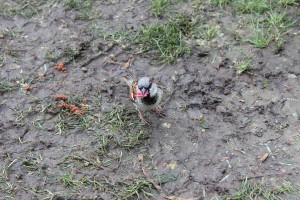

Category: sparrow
[123, 76, 164, 124]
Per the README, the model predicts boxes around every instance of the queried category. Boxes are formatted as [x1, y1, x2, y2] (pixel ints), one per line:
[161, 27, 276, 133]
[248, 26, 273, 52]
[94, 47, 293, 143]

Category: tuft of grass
[247, 20, 271, 48]
[61, 46, 81, 62]
[123, 180, 153, 199]
[0, 28, 23, 38]
[0, 0, 47, 18]
[135, 19, 191, 63]
[266, 11, 293, 31]
[150, 0, 170, 18]
[96, 136, 110, 156]
[224, 178, 296, 200]
[23, 154, 43, 171]
[65, 0, 100, 20]
[102, 106, 149, 149]
[65, 0, 94, 10]
[204, 25, 218, 41]
[212, 0, 230, 8]
[1, 159, 17, 180]
[0, 80, 17, 94]
[61, 173, 81, 189]
[116, 130, 149, 150]
[0, 55, 6, 67]
[102, 106, 143, 131]
[277, 0, 298, 7]
[100, 28, 133, 46]
[233, 0, 270, 14]
[236, 57, 252, 75]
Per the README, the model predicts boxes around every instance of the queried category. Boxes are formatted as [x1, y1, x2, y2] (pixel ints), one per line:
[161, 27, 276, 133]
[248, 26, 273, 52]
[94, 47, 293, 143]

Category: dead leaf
[167, 161, 177, 169]
[260, 153, 269, 162]
[55, 62, 66, 72]
[123, 56, 135, 69]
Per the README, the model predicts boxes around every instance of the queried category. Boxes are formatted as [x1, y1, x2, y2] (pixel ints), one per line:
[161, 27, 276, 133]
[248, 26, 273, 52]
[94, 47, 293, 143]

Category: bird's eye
[147, 83, 152, 90]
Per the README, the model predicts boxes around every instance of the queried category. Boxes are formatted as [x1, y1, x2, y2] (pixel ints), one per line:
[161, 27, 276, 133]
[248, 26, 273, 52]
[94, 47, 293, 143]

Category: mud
[0, 0, 300, 199]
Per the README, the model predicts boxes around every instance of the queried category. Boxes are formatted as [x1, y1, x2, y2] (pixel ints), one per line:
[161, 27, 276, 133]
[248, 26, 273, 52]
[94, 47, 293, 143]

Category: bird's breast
[141, 95, 158, 106]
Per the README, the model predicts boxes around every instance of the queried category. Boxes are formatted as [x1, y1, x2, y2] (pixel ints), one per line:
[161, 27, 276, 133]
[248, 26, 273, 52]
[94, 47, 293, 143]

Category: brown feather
[129, 80, 138, 101]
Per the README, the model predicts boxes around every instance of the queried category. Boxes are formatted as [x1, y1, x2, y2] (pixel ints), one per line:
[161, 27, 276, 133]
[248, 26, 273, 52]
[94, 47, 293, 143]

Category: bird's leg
[137, 109, 150, 125]
[154, 106, 165, 117]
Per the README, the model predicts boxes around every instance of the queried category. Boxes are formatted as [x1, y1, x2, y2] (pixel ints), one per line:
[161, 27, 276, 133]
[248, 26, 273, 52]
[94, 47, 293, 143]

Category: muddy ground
[1, 0, 300, 199]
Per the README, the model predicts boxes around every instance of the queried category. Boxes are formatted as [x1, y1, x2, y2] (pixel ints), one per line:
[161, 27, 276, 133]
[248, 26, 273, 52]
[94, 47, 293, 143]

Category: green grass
[102, 106, 143, 131]
[65, 0, 94, 10]
[65, 0, 101, 20]
[204, 24, 218, 41]
[233, 0, 270, 13]
[236, 57, 252, 75]
[23, 154, 43, 171]
[100, 28, 133, 46]
[224, 178, 296, 200]
[150, 0, 170, 18]
[123, 180, 153, 199]
[247, 20, 271, 48]
[277, 0, 298, 7]
[61, 173, 81, 189]
[212, 0, 230, 8]
[0, 80, 17, 94]
[102, 106, 149, 149]
[0, 0, 47, 18]
[135, 18, 192, 63]
[0, 28, 23, 38]
[0, 55, 6, 67]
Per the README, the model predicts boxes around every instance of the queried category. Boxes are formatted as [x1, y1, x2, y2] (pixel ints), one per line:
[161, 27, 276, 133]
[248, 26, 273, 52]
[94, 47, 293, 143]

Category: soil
[0, 0, 300, 199]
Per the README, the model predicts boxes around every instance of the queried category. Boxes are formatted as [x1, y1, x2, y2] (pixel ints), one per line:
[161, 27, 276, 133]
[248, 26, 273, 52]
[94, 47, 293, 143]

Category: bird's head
[136, 77, 156, 98]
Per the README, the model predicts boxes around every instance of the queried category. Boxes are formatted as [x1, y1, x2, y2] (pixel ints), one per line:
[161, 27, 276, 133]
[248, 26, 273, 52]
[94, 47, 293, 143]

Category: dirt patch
[1, 0, 300, 199]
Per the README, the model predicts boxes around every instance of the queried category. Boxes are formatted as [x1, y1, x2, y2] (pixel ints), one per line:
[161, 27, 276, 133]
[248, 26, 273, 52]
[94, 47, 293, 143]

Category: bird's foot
[153, 107, 165, 117]
[137, 109, 150, 125]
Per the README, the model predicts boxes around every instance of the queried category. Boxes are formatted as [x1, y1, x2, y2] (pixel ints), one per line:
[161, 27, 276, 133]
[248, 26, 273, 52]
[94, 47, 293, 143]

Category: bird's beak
[141, 88, 147, 96]
[136, 89, 149, 98]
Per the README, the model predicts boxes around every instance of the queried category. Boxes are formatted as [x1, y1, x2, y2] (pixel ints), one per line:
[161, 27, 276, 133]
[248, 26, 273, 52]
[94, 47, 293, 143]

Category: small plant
[247, 21, 271, 48]
[212, 0, 229, 8]
[65, 0, 100, 20]
[262, 80, 269, 89]
[23, 154, 43, 171]
[224, 178, 295, 199]
[233, 0, 270, 14]
[204, 25, 217, 41]
[150, 0, 170, 18]
[97, 136, 110, 156]
[61, 173, 81, 189]
[0, 0, 46, 18]
[136, 19, 191, 63]
[0, 55, 6, 67]
[124, 180, 153, 199]
[65, 0, 94, 10]
[0, 80, 17, 93]
[101, 29, 133, 46]
[277, 0, 297, 7]
[236, 57, 252, 75]
[116, 130, 149, 150]
[266, 11, 293, 31]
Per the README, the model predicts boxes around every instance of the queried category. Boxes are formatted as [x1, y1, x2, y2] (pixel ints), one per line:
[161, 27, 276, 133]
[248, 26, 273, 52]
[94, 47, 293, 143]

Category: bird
[123, 76, 164, 124]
